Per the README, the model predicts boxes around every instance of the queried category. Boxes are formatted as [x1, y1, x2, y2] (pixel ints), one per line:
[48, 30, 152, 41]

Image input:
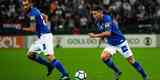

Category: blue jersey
[27, 7, 50, 37]
[96, 15, 125, 46]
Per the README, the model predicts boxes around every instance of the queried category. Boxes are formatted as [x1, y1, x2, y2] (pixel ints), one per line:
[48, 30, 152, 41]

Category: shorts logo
[121, 46, 128, 53]
[43, 44, 46, 50]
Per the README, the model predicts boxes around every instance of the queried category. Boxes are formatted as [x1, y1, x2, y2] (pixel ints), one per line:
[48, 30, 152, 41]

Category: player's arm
[22, 16, 36, 32]
[88, 32, 111, 38]
[41, 13, 48, 22]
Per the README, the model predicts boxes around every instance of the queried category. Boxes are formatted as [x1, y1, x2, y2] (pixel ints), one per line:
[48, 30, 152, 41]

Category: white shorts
[28, 33, 54, 55]
[103, 41, 133, 58]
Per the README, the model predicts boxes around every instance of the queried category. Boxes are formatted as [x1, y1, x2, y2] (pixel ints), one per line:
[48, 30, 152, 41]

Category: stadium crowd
[0, 0, 160, 34]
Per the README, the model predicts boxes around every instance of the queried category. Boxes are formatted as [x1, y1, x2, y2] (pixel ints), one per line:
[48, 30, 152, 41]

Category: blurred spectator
[1, 0, 160, 34]
[80, 15, 88, 29]
[136, 3, 146, 20]
[48, 0, 57, 17]
[71, 26, 80, 35]
[103, 0, 110, 5]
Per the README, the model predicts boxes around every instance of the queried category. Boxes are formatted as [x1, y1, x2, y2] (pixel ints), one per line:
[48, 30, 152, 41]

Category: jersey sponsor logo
[30, 16, 35, 21]
[97, 23, 110, 32]
[104, 23, 110, 31]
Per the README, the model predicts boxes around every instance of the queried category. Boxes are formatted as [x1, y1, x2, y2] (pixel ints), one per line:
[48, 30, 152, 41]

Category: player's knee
[127, 56, 135, 64]
[27, 52, 36, 60]
[100, 51, 111, 61]
[47, 55, 55, 62]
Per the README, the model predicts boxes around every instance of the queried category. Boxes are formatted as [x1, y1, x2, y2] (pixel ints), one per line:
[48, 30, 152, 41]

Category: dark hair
[91, 5, 103, 11]
[19, 0, 32, 4]
[91, 5, 112, 15]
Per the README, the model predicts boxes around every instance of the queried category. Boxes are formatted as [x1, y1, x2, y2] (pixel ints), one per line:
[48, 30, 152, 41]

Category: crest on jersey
[104, 23, 110, 31]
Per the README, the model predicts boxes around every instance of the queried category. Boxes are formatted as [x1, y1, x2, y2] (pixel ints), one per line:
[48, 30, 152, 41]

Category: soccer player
[19, 0, 70, 80]
[88, 7, 148, 80]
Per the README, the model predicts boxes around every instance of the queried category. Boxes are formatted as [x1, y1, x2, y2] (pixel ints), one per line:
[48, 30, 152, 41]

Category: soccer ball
[74, 70, 87, 80]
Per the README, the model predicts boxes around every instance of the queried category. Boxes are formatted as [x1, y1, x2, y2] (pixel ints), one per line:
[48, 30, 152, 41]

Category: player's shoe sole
[73, 77, 81, 80]
[59, 76, 70, 80]
[143, 76, 149, 80]
[114, 72, 122, 80]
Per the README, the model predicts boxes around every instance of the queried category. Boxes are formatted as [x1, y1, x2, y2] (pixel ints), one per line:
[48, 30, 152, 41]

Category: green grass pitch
[0, 48, 160, 80]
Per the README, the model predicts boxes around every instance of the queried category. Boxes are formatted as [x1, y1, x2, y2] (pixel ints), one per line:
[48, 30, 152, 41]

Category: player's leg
[101, 51, 121, 74]
[43, 33, 69, 79]
[27, 52, 51, 67]
[118, 41, 148, 80]
[47, 55, 69, 79]
[127, 56, 148, 80]
[101, 45, 122, 79]
[27, 40, 50, 67]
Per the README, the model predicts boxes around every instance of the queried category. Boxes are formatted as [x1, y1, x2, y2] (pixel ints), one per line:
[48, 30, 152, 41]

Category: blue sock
[51, 59, 68, 76]
[132, 61, 147, 78]
[30, 54, 50, 67]
[103, 58, 121, 74]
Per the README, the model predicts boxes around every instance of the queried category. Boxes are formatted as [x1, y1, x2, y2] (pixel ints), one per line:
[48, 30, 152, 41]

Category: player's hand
[88, 33, 96, 38]
[42, 14, 48, 22]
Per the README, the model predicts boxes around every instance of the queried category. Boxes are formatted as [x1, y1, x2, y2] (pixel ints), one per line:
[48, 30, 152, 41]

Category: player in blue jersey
[20, 0, 69, 80]
[88, 7, 149, 80]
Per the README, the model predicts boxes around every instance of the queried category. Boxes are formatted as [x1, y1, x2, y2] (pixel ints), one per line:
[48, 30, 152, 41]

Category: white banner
[0, 36, 24, 48]
[54, 35, 101, 48]
[26, 34, 157, 48]
[125, 34, 156, 47]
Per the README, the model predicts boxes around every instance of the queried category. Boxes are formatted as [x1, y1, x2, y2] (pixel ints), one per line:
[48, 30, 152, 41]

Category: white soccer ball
[75, 70, 87, 80]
